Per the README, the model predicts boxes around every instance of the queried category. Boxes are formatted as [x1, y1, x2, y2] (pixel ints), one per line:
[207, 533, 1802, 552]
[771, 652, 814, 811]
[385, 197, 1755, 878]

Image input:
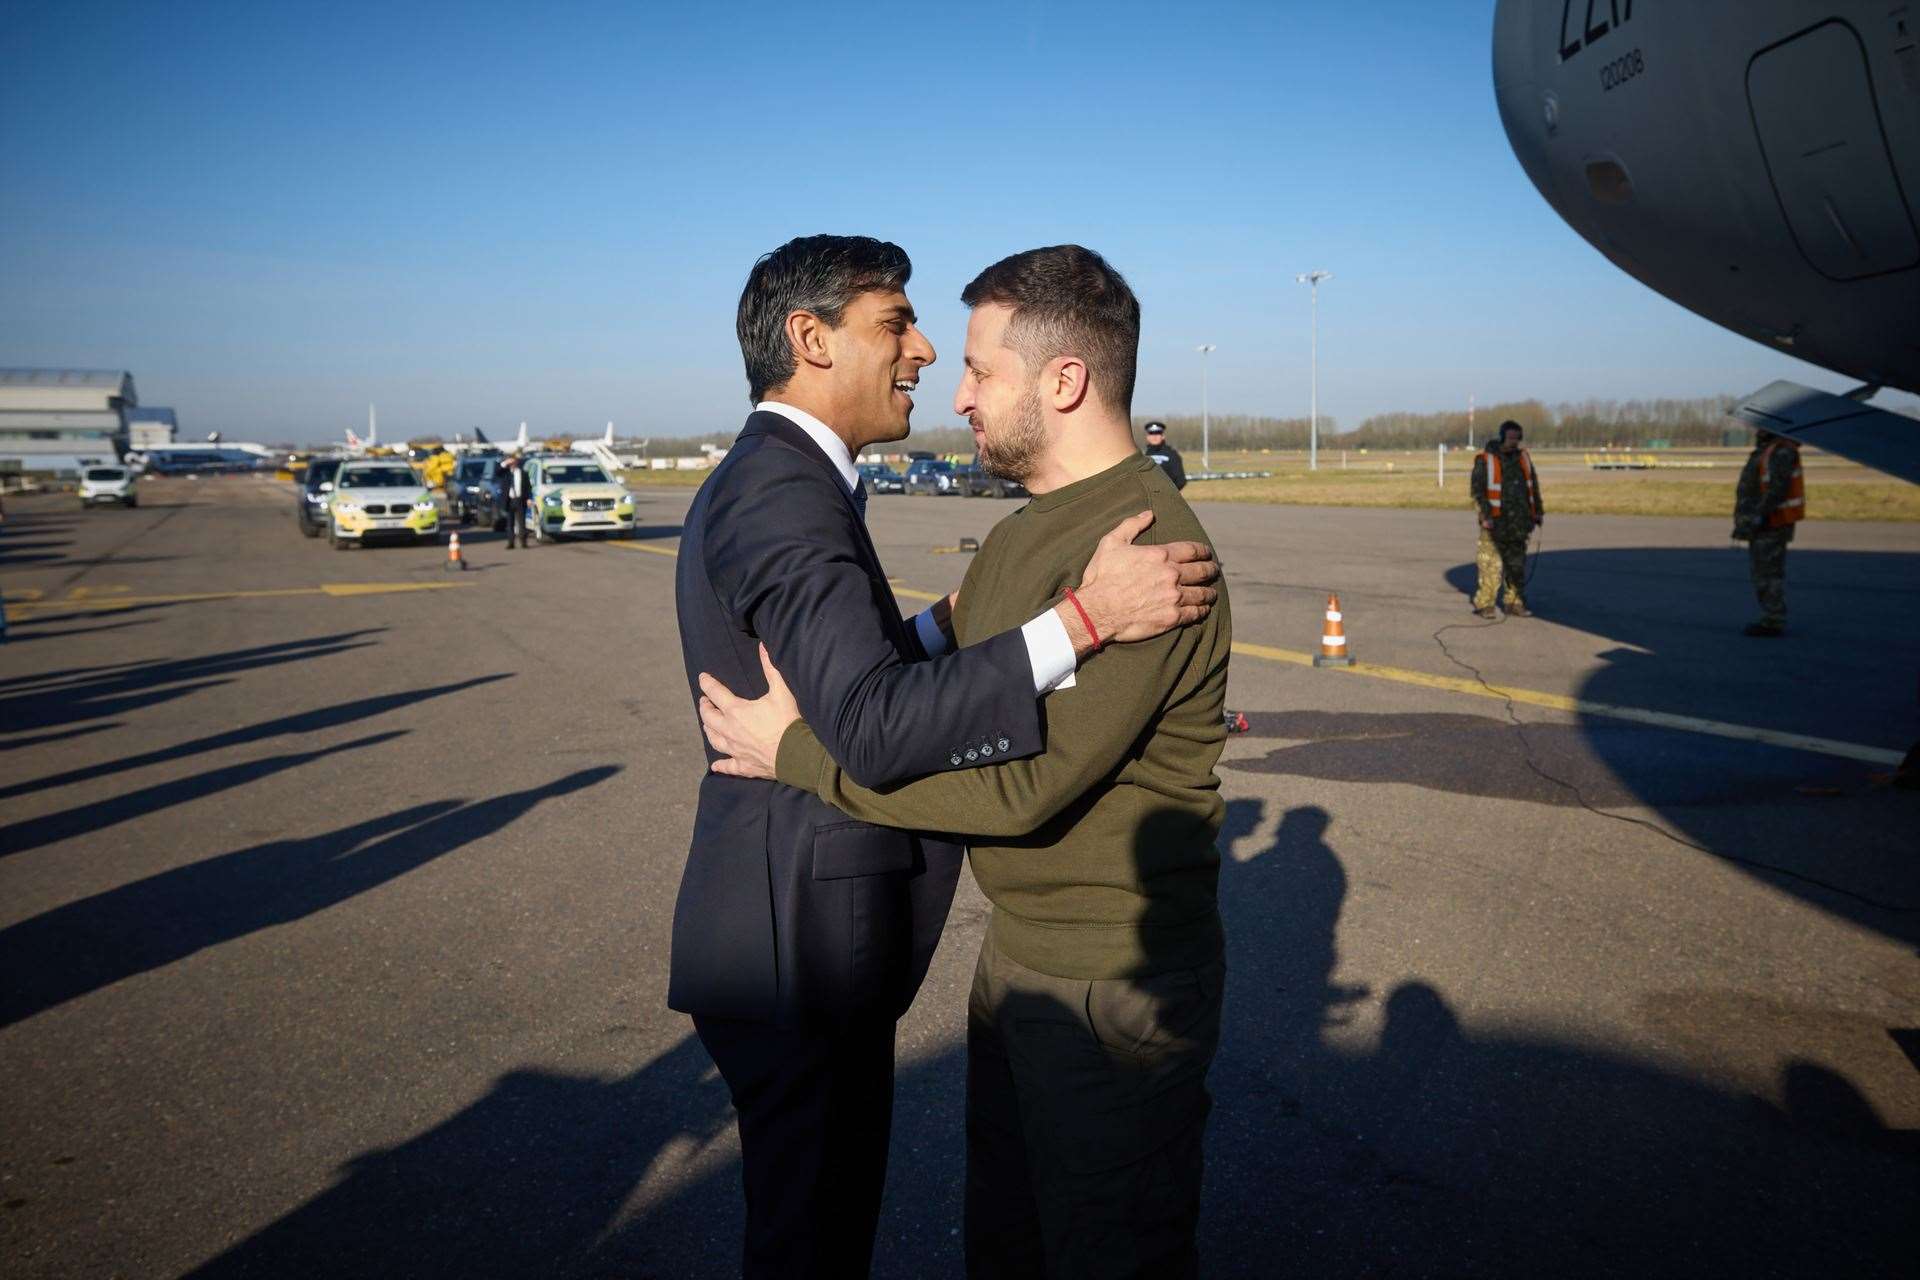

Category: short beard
[977, 385, 1048, 482]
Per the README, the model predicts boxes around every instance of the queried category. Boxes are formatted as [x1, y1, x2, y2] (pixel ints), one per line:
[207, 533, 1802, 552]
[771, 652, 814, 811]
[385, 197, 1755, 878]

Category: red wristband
[1062, 586, 1102, 651]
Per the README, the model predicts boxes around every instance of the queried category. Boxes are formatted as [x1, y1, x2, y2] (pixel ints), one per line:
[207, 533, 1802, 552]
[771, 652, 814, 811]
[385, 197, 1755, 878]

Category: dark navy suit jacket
[670, 411, 1044, 1028]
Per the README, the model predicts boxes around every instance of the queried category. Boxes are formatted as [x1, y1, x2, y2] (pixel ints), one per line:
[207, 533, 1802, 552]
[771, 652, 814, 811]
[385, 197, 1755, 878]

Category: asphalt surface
[2, 475, 1916, 1278]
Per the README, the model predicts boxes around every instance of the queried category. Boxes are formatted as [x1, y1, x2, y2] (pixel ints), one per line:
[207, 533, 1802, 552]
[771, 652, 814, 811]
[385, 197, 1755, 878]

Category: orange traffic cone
[1313, 593, 1352, 667]
[445, 530, 466, 571]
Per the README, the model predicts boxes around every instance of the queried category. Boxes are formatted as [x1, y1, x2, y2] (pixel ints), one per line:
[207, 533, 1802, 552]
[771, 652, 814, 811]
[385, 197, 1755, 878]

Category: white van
[78, 466, 137, 508]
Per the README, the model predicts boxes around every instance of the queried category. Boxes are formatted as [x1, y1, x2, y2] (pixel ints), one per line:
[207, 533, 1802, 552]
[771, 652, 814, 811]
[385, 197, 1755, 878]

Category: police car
[525, 456, 636, 541]
[326, 459, 440, 549]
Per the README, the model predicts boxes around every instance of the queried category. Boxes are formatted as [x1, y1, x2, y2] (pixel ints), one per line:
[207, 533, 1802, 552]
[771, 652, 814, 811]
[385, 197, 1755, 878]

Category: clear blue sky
[0, 0, 1884, 444]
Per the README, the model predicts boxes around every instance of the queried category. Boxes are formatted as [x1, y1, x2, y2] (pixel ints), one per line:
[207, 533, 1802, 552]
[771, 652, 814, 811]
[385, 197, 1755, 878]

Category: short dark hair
[1499, 420, 1524, 440]
[736, 235, 912, 404]
[960, 245, 1141, 413]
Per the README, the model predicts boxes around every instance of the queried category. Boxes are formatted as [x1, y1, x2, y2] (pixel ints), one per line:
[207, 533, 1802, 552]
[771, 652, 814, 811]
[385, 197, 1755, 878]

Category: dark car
[296, 457, 344, 537]
[904, 458, 959, 496]
[448, 454, 500, 524]
[467, 467, 508, 532]
[857, 462, 905, 495]
[966, 465, 1026, 499]
[468, 459, 530, 533]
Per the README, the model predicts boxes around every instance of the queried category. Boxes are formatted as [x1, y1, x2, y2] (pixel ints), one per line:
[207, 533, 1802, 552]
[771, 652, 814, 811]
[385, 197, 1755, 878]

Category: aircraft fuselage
[1494, 1, 1920, 395]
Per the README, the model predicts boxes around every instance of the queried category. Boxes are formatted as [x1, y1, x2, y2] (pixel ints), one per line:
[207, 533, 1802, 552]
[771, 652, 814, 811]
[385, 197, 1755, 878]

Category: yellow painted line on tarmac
[318, 582, 469, 598]
[1229, 641, 1316, 669]
[606, 540, 680, 558]
[1230, 641, 1904, 766]
[4, 582, 469, 614]
[587, 539, 1898, 765]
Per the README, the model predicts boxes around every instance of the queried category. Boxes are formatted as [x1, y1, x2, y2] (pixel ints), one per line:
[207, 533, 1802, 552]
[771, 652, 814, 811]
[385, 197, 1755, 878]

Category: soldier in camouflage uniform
[1470, 420, 1543, 618]
[1733, 429, 1804, 636]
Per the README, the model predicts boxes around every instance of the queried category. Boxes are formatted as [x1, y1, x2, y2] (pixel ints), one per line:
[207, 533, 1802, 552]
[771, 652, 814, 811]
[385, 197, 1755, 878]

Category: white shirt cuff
[912, 608, 951, 658]
[1021, 607, 1077, 694]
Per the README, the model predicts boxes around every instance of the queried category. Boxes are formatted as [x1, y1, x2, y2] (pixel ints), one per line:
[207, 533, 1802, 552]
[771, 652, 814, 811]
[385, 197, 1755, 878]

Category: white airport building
[0, 369, 148, 482]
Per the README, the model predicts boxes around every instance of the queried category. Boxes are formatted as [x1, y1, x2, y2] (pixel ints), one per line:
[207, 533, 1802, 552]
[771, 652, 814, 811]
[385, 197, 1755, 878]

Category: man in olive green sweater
[698, 245, 1230, 1279]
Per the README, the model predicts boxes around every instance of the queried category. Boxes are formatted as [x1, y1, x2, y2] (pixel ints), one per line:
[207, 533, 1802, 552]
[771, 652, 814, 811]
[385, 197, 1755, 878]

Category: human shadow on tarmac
[0, 651, 178, 693]
[0, 539, 74, 563]
[0, 616, 156, 645]
[174, 799, 1914, 1279]
[0, 722, 122, 753]
[0, 730, 409, 861]
[0, 766, 620, 1029]
[181, 1026, 751, 1280]
[0, 673, 512, 803]
[0, 629, 385, 734]
[0, 600, 185, 630]
[1437, 547, 1920, 946]
[1198, 799, 1914, 1278]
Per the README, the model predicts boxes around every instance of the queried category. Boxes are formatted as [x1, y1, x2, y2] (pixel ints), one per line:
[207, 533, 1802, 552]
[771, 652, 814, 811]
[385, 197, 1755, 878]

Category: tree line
[1132, 396, 1755, 452]
[623, 393, 1919, 457]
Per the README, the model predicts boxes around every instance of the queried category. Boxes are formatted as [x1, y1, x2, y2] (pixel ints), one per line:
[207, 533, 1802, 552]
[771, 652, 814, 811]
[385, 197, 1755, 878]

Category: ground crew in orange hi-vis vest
[1469, 420, 1543, 618]
[1733, 429, 1804, 637]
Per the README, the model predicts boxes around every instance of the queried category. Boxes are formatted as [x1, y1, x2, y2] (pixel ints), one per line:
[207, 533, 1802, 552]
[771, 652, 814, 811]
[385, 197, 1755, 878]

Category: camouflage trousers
[1473, 528, 1531, 610]
[1748, 527, 1791, 626]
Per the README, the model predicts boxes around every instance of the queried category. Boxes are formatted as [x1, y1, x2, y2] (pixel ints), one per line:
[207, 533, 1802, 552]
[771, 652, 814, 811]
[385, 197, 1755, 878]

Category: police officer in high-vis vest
[1733, 428, 1804, 636]
[1469, 420, 1543, 618]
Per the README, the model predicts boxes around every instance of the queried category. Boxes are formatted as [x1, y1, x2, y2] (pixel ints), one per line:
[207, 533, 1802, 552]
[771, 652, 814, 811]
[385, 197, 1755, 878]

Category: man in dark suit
[672, 234, 1219, 1279]
[497, 453, 530, 549]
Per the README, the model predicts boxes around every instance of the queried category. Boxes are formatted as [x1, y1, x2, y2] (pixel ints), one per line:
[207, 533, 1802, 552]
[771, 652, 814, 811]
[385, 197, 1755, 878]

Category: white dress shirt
[757, 401, 1076, 695]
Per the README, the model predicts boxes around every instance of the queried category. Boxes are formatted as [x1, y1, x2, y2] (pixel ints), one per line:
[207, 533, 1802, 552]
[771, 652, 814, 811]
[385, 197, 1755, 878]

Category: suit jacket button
[997, 737, 1010, 752]
[965, 749, 979, 762]
[949, 753, 964, 767]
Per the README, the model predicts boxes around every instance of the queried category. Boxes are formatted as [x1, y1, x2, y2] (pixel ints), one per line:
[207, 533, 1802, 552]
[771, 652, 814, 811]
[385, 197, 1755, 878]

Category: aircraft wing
[1732, 382, 1920, 486]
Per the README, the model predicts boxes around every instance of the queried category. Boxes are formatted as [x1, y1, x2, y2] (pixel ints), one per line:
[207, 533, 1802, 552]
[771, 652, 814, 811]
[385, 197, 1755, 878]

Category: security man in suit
[1142, 420, 1187, 489]
[498, 452, 530, 549]
[671, 234, 1220, 1279]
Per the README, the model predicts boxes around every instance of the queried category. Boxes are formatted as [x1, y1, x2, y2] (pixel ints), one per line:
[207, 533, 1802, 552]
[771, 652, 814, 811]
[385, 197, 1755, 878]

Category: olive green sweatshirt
[775, 454, 1231, 980]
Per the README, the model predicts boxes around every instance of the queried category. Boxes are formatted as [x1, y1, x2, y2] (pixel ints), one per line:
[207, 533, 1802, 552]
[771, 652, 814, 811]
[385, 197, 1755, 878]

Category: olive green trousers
[964, 927, 1225, 1279]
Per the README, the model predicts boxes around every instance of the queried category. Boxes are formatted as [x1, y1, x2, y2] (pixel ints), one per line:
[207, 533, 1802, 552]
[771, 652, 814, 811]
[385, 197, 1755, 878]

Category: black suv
[296, 457, 343, 537]
[857, 462, 905, 495]
[448, 454, 500, 524]
[966, 466, 1026, 499]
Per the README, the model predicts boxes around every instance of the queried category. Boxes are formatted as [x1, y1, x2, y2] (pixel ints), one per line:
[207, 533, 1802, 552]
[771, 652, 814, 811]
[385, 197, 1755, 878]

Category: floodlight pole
[1196, 344, 1217, 471]
[1296, 270, 1332, 471]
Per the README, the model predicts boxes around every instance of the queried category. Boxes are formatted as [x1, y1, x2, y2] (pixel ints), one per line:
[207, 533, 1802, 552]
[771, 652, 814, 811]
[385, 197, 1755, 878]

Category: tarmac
[2, 474, 1916, 1278]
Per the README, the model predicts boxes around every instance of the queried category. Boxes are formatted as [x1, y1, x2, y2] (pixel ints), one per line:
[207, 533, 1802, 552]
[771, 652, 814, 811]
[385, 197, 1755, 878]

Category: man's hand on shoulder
[1060, 510, 1219, 658]
[698, 644, 799, 780]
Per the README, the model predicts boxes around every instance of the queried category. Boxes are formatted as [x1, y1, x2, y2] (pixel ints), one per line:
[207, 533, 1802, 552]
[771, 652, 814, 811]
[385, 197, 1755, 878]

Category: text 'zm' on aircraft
[1494, 1, 1920, 482]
